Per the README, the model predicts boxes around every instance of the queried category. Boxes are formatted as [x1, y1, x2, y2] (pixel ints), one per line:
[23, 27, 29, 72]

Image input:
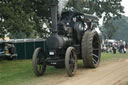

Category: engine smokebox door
[46, 34, 64, 50]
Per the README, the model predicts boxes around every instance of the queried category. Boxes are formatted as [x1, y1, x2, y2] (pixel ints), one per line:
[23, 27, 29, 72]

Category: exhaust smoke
[58, 0, 69, 16]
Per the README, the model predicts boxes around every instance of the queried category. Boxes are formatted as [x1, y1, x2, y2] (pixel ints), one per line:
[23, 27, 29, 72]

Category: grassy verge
[0, 52, 128, 85]
[0, 59, 66, 85]
[101, 52, 128, 62]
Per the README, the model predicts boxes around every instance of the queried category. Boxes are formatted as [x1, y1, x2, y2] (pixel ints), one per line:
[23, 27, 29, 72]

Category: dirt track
[27, 59, 128, 85]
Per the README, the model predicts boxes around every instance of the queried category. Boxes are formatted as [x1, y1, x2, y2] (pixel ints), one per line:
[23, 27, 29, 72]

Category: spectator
[119, 40, 123, 53]
[112, 43, 117, 54]
[124, 47, 127, 53]
[125, 42, 128, 49]
[122, 41, 126, 53]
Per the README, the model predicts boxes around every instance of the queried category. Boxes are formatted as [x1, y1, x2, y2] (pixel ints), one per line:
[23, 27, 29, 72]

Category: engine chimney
[51, 0, 58, 33]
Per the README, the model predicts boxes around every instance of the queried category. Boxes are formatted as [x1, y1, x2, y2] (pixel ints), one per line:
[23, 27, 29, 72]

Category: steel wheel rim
[69, 51, 75, 73]
[36, 51, 46, 74]
[92, 35, 100, 65]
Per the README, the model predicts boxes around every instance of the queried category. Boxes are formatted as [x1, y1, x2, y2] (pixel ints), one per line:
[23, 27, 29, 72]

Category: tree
[0, 0, 37, 39]
[66, 0, 124, 23]
[66, 0, 124, 40]
[111, 16, 128, 41]
[0, 0, 124, 39]
[101, 22, 118, 39]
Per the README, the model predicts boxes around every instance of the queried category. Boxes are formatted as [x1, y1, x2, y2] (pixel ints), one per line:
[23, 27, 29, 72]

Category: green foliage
[0, 0, 37, 39]
[67, 0, 124, 23]
[0, 0, 124, 39]
[101, 21, 119, 39]
[24, 0, 51, 19]
[101, 16, 128, 41]
[112, 16, 128, 41]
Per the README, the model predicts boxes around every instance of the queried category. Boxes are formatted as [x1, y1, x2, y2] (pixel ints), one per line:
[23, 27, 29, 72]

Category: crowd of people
[102, 39, 128, 54]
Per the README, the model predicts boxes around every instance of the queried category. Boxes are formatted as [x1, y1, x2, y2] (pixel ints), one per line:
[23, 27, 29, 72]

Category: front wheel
[32, 48, 46, 76]
[65, 47, 77, 77]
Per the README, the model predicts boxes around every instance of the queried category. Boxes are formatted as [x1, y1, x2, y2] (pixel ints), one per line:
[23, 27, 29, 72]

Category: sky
[121, 0, 128, 16]
[97, 0, 128, 33]
[98, 0, 128, 25]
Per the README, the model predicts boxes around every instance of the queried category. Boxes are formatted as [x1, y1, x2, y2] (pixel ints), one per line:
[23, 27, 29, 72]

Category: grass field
[0, 52, 128, 85]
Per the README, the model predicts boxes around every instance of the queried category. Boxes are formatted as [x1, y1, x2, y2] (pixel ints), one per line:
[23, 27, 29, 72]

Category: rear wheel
[65, 47, 77, 77]
[81, 31, 101, 68]
[32, 48, 46, 76]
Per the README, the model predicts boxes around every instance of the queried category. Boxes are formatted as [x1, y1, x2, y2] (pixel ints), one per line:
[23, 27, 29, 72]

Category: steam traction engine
[32, 2, 101, 77]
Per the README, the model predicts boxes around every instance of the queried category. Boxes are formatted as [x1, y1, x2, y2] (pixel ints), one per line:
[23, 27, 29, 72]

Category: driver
[87, 19, 93, 30]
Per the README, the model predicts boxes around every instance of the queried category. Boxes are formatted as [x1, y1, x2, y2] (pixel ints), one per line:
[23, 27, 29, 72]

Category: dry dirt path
[26, 59, 128, 85]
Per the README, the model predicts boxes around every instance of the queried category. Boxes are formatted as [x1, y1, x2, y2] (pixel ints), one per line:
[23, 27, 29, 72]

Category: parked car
[0, 40, 17, 60]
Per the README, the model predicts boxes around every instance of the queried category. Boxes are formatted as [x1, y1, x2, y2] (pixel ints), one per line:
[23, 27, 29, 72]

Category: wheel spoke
[71, 52, 73, 59]
[37, 65, 41, 72]
[39, 58, 45, 64]
[69, 64, 72, 71]
[69, 57, 75, 72]
[93, 41, 98, 46]
[92, 54, 98, 58]
[93, 48, 99, 51]
[92, 58, 97, 64]
[39, 65, 42, 72]
[71, 63, 74, 72]
[71, 65, 74, 72]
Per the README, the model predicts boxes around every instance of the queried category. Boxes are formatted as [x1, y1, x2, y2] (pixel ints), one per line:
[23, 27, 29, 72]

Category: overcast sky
[121, 0, 128, 16]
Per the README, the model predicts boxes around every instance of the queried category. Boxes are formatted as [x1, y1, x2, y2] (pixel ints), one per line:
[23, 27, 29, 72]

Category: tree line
[0, 0, 124, 39]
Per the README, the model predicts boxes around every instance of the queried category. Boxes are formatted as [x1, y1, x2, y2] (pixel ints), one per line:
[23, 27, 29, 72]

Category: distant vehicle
[106, 39, 116, 44]
[0, 40, 17, 60]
